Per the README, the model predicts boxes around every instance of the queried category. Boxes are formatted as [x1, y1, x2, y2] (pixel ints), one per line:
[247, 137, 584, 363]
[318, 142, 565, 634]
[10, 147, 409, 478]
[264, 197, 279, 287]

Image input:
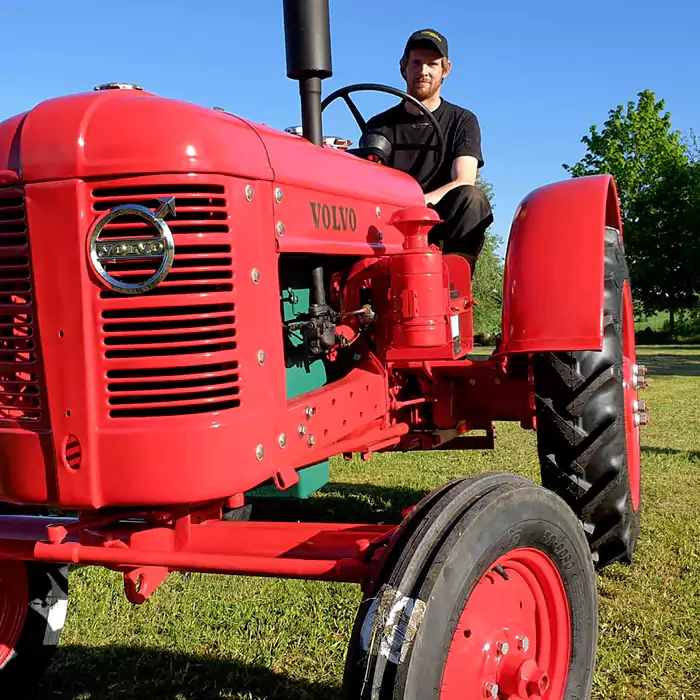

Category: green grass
[34, 347, 700, 700]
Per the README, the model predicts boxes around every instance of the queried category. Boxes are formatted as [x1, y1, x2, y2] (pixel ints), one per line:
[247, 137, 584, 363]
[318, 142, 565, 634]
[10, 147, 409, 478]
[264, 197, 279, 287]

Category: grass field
[33, 346, 700, 700]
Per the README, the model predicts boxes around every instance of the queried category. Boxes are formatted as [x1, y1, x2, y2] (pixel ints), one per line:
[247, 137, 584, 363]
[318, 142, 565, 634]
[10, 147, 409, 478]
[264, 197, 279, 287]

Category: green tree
[563, 89, 686, 217]
[472, 175, 504, 337]
[630, 159, 700, 331]
[562, 90, 699, 334]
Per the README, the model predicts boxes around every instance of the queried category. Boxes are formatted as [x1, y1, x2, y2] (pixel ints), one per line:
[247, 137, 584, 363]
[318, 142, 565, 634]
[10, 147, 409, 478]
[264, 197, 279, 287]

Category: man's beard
[409, 76, 442, 101]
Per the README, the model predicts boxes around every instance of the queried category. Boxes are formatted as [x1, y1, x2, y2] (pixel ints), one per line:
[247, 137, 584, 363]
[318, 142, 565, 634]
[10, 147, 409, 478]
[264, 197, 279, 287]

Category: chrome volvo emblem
[89, 197, 176, 294]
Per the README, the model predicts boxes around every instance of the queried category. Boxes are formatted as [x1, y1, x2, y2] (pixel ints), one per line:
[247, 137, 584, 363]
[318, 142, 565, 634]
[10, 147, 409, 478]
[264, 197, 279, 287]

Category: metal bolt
[245, 185, 254, 201]
[276, 221, 285, 236]
[255, 444, 265, 460]
[634, 364, 649, 376]
[305, 406, 315, 420]
[484, 683, 499, 699]
[308, 435, 316, 447]
[278, 433, 287, 448]
[520, 636, 530, 652]
[298, 424, 307, 436]
[376, 231, 383, 241]
[634, 375, 649, 389]
[497, 641, 509, 655]
[376, 206, 381, 218]
[634, 400, 649, 413]
[257, 350, 266, 365]
[251, 268, 260, 284]
[635, 413, 650, 426]
[275, 187, 283, 203]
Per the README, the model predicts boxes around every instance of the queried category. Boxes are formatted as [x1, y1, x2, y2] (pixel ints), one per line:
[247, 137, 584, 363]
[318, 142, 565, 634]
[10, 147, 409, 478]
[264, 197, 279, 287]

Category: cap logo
[420, 31, 443, 42]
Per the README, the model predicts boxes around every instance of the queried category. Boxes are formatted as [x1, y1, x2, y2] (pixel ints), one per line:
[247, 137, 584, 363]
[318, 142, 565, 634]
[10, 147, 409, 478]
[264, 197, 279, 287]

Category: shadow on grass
[33, 644, 337, 700]
[642, 446, 700, 462]
[636, 351, 700, 377]
[249, 482, 430, 524]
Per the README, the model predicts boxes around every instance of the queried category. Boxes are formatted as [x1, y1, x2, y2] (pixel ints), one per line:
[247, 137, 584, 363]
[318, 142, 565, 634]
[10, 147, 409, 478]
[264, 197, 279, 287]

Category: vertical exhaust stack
[283, 0, 333, 147]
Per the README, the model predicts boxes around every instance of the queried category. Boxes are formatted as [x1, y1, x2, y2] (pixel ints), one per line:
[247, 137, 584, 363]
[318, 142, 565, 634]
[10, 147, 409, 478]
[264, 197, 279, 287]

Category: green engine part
[246, 284, 330, 500]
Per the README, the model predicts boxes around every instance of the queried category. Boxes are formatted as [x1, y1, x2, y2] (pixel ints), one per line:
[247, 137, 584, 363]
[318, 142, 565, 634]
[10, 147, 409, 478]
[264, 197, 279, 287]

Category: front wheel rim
[440, 547, 571, 699]
[0, 561, 28, 669]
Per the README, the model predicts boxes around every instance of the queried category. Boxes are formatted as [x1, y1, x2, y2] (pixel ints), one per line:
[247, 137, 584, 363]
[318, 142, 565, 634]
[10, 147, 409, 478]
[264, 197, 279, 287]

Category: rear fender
[501, 174, 622, 354]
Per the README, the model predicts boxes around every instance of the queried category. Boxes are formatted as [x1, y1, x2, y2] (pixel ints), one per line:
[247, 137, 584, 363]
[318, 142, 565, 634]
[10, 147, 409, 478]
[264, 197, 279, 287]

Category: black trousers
[427, 185, 494, 274]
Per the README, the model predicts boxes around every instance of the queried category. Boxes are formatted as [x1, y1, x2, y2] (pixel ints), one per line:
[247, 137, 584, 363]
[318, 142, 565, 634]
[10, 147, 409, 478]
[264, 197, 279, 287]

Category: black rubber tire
[342, 477, 598, 700]
[0, 561, 69, 694]
[343, 472, 533, 698]
[533, 226, 642, 569]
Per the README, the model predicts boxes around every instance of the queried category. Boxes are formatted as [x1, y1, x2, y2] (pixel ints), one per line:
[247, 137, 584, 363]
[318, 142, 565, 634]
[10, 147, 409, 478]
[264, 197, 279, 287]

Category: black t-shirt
[366, 98, 484, 192]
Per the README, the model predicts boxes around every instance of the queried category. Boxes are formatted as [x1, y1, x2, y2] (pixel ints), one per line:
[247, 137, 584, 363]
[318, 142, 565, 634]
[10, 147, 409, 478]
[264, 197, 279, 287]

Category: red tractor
[0, 2, 646, 698]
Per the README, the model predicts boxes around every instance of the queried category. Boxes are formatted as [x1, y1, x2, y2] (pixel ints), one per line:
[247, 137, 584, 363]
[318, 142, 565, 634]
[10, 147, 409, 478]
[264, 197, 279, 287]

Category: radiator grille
[92, 183, 239, 419]
[0, 188, 44, 423]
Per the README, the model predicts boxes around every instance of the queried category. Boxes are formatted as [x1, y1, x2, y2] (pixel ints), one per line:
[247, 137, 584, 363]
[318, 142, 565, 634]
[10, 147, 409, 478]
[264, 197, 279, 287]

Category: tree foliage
[472, 175, 504, 337]
[563, 90, 700, 331]
[563, 90, 686, 217]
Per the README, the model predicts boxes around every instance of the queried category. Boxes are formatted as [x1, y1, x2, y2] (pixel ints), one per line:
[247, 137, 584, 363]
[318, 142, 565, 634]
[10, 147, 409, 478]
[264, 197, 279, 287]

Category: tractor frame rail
[0, 510, 396, 604]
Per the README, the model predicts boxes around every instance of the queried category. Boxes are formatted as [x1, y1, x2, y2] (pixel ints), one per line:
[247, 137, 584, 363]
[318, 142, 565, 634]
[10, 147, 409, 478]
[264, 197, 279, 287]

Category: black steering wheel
[321, 83, 446, 189]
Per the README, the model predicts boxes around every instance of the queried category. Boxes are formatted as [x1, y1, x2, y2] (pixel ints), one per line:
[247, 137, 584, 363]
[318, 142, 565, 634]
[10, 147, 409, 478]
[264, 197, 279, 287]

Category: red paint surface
[0, 90, 620, 511]
[441, 548, 571, 699]
[502, 174, 622, 353]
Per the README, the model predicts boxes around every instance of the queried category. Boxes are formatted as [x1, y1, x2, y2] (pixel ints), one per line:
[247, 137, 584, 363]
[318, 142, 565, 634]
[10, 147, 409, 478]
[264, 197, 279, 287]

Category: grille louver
[92, 183, 239, 419]
[0, 188, 45, 423]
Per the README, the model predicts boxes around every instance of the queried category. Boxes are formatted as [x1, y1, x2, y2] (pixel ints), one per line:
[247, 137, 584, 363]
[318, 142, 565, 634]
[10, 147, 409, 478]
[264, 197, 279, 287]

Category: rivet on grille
[258, 350, 266, 365]
[251, 268, 260, 284]
[308, 435, 316, 447]
[256, 444, 265, 460]
[278, 433, 287, 448]
[275, 188, 284, 203]
[276, 221, 285, 236]
[376, 206, 381, 218]
[245, 185, 254, 201]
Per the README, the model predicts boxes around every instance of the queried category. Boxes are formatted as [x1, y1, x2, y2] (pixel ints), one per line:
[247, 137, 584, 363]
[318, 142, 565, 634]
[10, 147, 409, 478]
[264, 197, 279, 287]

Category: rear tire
[342, 474, 598, 699]
[533, 226, 642, 568]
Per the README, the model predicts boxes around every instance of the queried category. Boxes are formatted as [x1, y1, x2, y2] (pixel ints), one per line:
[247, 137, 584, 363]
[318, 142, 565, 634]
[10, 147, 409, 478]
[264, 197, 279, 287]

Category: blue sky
[2, 0, 698, 256]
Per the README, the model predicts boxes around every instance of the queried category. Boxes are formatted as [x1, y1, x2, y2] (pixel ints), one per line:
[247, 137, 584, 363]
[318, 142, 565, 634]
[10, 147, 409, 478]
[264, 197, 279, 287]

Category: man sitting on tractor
[366, 29, 493, 273]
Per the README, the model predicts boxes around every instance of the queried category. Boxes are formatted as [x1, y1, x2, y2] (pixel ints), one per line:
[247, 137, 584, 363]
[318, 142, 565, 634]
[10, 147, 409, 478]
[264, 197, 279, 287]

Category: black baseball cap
[402, 29, 449, 60]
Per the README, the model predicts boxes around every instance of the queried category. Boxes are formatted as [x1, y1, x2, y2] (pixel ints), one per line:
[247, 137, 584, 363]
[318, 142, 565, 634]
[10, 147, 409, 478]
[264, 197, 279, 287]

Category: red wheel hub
[440, 547, 571, 700]
[0, 560, 28, 669]
[622, 280, 642, 511]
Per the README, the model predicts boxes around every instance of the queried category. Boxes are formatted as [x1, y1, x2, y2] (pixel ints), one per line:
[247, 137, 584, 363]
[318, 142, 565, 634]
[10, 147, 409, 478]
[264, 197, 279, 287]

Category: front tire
[343, 474, 598, 699]
[0, 560, 68, 693]
[533, 226, 643, 568]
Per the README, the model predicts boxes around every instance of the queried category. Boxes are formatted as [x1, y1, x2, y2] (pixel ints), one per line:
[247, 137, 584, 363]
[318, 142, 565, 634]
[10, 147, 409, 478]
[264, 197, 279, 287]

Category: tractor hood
[0, 89, 272, 184]
[0, 88, 421, 206]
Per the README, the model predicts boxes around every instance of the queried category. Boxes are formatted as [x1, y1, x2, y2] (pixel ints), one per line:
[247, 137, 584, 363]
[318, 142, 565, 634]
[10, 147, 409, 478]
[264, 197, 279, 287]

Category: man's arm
[424, 111, 483, 205]
[424, 155, 478, 205]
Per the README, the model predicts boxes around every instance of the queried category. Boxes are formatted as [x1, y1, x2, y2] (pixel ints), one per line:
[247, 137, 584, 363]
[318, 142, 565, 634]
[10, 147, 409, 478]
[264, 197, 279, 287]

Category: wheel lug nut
[635, 413, 650, 427]
[519, 636, 530, 652]
[634, 375, 649, 389]
[497, 641, 509, 655]
[634, 400, 649, 413]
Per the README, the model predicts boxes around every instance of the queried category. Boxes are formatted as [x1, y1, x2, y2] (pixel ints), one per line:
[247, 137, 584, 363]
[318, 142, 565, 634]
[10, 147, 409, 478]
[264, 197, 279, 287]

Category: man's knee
[434, 184, 491, 218]
[429, 184, 493, 265]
